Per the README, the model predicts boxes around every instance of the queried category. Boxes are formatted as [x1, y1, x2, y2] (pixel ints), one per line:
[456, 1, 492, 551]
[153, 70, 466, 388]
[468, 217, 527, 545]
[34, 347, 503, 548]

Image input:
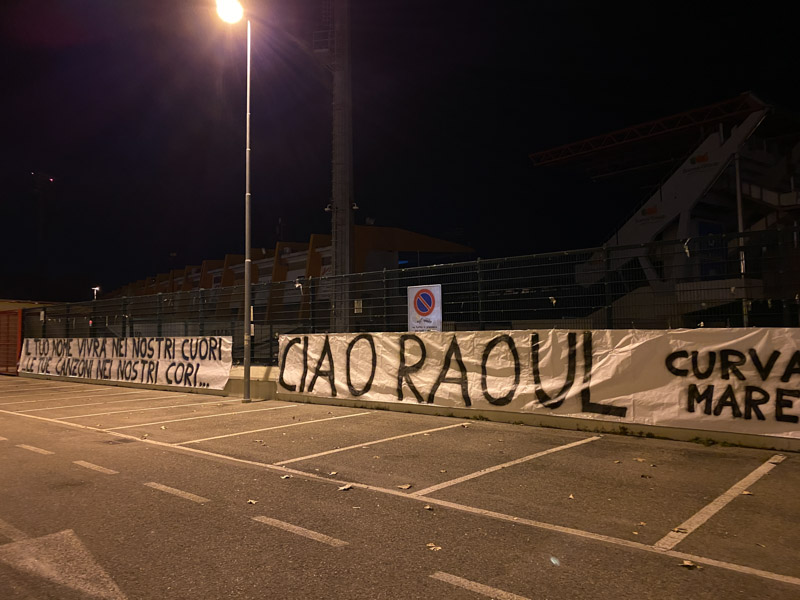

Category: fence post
[604, 245, 613, 329]
[156, 293, 163, 337]
[310, 277, 316, 333]
[382, 268, 388, 330]
[477, 258, 484, 330]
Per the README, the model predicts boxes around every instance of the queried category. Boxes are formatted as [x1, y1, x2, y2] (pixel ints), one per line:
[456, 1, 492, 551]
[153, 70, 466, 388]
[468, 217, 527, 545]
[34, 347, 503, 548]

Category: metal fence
[22, 228, 800, 365]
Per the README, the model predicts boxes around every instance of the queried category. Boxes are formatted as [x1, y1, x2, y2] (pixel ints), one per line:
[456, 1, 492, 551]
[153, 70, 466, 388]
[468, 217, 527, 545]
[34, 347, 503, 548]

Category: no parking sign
[407, 284, 442, 331]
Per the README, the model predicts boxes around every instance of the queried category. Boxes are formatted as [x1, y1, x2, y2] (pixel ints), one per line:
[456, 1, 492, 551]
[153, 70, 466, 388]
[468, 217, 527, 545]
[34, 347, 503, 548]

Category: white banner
[19, 337, 233, 390]
[277, 329, 800, 439]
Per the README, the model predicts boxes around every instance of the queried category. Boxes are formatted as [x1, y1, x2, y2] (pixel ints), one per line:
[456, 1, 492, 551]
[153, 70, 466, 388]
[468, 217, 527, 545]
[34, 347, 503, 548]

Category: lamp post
[217, 0, 252, 402]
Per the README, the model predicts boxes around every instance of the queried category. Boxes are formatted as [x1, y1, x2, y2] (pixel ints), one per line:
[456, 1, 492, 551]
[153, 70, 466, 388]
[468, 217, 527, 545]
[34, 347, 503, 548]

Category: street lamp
[217, 0, 252, 403]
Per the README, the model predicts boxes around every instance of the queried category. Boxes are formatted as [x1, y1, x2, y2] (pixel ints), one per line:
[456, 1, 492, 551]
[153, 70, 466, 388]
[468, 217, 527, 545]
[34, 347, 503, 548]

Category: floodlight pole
[243, 18, 252, 402]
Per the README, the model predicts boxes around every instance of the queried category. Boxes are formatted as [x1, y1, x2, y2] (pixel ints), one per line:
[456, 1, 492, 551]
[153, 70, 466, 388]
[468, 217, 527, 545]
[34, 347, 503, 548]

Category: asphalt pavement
[0, 376, 798, 599]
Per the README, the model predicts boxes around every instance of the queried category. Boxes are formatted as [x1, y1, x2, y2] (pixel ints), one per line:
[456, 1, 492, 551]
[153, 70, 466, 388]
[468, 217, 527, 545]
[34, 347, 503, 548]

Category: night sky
[2, 1, 798, 301]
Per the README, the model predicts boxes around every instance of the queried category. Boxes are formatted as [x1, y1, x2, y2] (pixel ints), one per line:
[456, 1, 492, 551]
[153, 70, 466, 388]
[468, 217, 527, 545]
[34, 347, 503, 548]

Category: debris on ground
[280, 475, 292, 480]
[678, 560, 703, 570]
[426, 543, 442, 551]
[247, 499, 258, 505]
[741, 490, 754, 495]
[329, 471, 338, 476]
[633, 458, 645, 462]
[550, 556, 561, 566]
[568, 494, 574, 500]
[338, 484, 353, 491]
[423, 505, 433, 511]
[672, 527, 689, 534]
[397, 484, 413, 490]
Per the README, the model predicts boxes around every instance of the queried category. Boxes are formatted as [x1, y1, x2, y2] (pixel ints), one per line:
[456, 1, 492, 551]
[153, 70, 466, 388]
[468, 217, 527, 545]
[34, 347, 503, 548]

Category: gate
[0, 310, 23, 375]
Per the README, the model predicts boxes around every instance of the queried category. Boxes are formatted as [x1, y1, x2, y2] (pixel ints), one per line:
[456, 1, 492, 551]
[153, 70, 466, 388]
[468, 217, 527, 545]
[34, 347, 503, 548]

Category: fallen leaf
[423, 505, 433, 511]
[247, 499, 258, 505]
[426, 543, 442, 551]
[338, 484, 353, 491]
[568, 494, 574, 500]
[329, 471, 338, 476]
[460, 424, 469, 428]
[672, 527, 689, 534]
[160, 426, 167, 430]
[440, 469, 447, 473]
[373, 456, 380, 459]
[641, 474, 653, 479]
[397, 484, 413, 490]
[141, 433, 149, 439]
[678, 560, 702, 570]
[633, 458, 645, 462]
[650, 464, 657, 467]
[741, 491, 753, 495]
[280, 475, 292, 480]
[632, 531, 639, 535]
[638, 522, 647, 526]
[613, 460, 621, 464]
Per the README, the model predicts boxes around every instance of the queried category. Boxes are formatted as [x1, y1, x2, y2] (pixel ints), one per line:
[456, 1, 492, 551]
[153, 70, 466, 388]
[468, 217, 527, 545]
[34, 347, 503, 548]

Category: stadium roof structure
[530, 92, 800, 186]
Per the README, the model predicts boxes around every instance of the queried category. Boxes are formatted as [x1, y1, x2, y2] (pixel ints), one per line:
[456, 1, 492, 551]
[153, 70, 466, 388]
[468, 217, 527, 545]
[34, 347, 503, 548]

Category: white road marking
[105, 404, 295, 430]
[74, 461, 119, 475]
[177, 411, 370, 445]
[0, 529, 128, 599]
[252, 516, 348, 547]
[273, 422, 466, 465]
[20, 394, 192, 413]
[0, 388, 114, 400]
[15, 444, 54, 455]
[430, 572, 531, 600]
[144, 482, 210, 504]
[56, 398, 239, 419]
[1, 406, 799, 588]
[654, 454, 786, 550]
[0, 517, 28, 542]
[413, 436, 601, 496]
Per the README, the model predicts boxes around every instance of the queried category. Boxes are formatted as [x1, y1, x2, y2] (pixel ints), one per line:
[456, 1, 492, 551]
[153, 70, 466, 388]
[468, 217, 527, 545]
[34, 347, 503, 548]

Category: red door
[0, 310, 23, 375]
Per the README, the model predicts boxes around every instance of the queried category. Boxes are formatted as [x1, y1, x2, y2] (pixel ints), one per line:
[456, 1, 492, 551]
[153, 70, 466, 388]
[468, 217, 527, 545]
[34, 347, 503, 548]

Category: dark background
[1, 1, 798, 301]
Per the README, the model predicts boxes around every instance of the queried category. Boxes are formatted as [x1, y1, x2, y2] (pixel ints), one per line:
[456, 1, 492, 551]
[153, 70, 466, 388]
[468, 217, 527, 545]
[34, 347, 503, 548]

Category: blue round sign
[414, 289, 435, 316]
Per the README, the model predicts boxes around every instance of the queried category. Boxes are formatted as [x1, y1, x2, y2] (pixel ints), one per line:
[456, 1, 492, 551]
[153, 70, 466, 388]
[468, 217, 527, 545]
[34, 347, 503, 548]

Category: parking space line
[273, 423, 466, 466]
[177, 411, 371, 445]
[1, 404, 799, 588]
[20, 394, 192, 413]
[0, 398, 64, 407]
[654, 453, 786, 550]
[252, 516, 348, 547]
[1, 389, 114, 400]
[430, 572, 530, 600]
[413, 436, 601, 496]
[0, 517, 28, 542]
[74, 460, 119, 475]
[15, 444, 54, 455]
[57, 398, 239, 419]
[105, 404, 296, 430]
[144, 482, 210, 504]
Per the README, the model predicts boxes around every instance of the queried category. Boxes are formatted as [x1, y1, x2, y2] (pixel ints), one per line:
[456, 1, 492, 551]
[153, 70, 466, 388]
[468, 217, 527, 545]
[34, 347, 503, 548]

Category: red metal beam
[530, 93, 767, 167]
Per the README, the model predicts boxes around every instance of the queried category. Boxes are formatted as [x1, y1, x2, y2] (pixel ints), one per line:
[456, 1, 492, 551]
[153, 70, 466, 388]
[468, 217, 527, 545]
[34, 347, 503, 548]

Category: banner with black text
[278, 329, 800, 439]
[19, 337, 232, 390]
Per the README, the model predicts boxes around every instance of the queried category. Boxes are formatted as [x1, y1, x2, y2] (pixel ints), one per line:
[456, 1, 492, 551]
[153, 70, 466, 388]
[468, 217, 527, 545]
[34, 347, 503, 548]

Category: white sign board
[277, 328, 800, 439]
[407, 284, 442, 331]
[19, 337, 233, 390]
